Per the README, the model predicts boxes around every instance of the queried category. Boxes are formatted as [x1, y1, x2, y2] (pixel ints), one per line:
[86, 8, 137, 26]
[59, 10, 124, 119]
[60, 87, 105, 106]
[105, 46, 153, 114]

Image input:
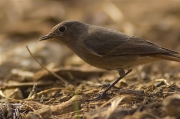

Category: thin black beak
[39, 34, 53, 41]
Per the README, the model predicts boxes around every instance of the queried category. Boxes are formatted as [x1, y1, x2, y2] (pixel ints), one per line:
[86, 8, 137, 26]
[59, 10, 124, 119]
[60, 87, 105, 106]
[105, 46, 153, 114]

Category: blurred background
[1, 0, 180, 79]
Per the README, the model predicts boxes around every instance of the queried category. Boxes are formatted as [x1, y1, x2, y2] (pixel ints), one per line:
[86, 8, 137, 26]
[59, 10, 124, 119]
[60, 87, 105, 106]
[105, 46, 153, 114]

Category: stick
[26, 46, 68, 86]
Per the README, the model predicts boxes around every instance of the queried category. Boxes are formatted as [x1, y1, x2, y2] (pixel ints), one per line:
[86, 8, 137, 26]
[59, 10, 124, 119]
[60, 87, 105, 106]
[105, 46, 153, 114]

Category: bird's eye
[58, 26, 67, 32]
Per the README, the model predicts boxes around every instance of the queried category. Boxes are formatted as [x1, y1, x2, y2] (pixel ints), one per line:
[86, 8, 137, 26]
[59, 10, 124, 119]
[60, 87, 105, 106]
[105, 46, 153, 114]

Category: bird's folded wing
[84, 30, 179, 57]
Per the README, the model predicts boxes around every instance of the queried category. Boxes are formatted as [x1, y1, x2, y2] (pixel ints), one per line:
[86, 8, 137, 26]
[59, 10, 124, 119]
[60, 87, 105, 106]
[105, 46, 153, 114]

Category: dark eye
[58, 26, 67, 32]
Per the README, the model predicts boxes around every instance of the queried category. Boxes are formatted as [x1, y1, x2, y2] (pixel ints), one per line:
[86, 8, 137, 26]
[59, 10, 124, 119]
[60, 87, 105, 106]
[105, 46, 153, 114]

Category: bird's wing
[84, 29, 179, 57]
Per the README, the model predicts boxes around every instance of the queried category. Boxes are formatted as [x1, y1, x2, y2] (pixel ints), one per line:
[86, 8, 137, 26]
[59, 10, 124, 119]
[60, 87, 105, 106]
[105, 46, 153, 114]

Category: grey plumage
[39, 20, 180, 99]
[40, 21, 180, 70]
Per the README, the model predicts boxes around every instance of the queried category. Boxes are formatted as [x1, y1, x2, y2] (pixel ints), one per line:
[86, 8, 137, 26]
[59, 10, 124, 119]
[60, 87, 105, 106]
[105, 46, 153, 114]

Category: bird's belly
[79, 54, 159, 70]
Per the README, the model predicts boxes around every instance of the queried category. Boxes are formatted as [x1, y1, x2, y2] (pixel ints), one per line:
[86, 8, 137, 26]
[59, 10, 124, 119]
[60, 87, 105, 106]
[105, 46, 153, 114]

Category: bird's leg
[93, 69, 132, 101]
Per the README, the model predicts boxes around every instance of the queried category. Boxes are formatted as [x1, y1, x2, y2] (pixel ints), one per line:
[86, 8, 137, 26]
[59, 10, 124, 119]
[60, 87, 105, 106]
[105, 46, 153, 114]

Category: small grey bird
[39, 20, 180, 100]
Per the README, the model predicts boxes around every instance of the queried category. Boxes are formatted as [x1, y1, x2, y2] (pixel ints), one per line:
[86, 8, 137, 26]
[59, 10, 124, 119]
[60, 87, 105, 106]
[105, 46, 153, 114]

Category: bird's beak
[39, 33, 53, 41]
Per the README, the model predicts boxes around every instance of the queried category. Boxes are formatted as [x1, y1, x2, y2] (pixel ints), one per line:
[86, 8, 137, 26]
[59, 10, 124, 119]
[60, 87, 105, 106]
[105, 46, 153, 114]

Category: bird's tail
[151, 53, 180, 62]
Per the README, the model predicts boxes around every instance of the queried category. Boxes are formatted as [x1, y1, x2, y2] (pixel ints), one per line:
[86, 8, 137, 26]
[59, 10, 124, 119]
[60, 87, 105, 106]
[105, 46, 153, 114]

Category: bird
[39, 20, 180, 100]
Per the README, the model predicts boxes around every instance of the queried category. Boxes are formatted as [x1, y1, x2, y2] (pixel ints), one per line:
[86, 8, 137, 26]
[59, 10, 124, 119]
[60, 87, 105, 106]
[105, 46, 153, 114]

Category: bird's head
[39, 20, 88, 46]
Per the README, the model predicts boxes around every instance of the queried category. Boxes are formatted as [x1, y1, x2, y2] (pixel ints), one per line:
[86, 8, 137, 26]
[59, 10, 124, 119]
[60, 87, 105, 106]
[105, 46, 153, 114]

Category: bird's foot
[93, 91, 109, 101]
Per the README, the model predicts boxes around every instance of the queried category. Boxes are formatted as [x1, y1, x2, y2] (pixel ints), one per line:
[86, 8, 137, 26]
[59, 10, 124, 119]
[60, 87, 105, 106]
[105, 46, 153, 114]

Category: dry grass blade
[26, 45, 68, 86]
[104, 96, 125, 119]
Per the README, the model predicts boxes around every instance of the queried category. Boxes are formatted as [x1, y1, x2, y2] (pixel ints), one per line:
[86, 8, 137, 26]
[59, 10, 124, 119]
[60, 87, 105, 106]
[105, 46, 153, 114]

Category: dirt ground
[1, 0, 180, 119]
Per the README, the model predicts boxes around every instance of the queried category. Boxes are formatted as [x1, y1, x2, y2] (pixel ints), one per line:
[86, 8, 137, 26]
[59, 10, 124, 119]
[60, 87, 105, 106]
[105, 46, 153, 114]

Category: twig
[99, 96, 124, 109]
[162, 92, 180, 94]
[26, 46, 68, 86]
[28, 84, 37, 98]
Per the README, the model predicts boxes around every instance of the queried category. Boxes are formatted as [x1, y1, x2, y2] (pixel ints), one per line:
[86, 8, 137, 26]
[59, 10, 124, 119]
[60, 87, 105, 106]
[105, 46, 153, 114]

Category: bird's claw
[93, 92, 107, 101]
